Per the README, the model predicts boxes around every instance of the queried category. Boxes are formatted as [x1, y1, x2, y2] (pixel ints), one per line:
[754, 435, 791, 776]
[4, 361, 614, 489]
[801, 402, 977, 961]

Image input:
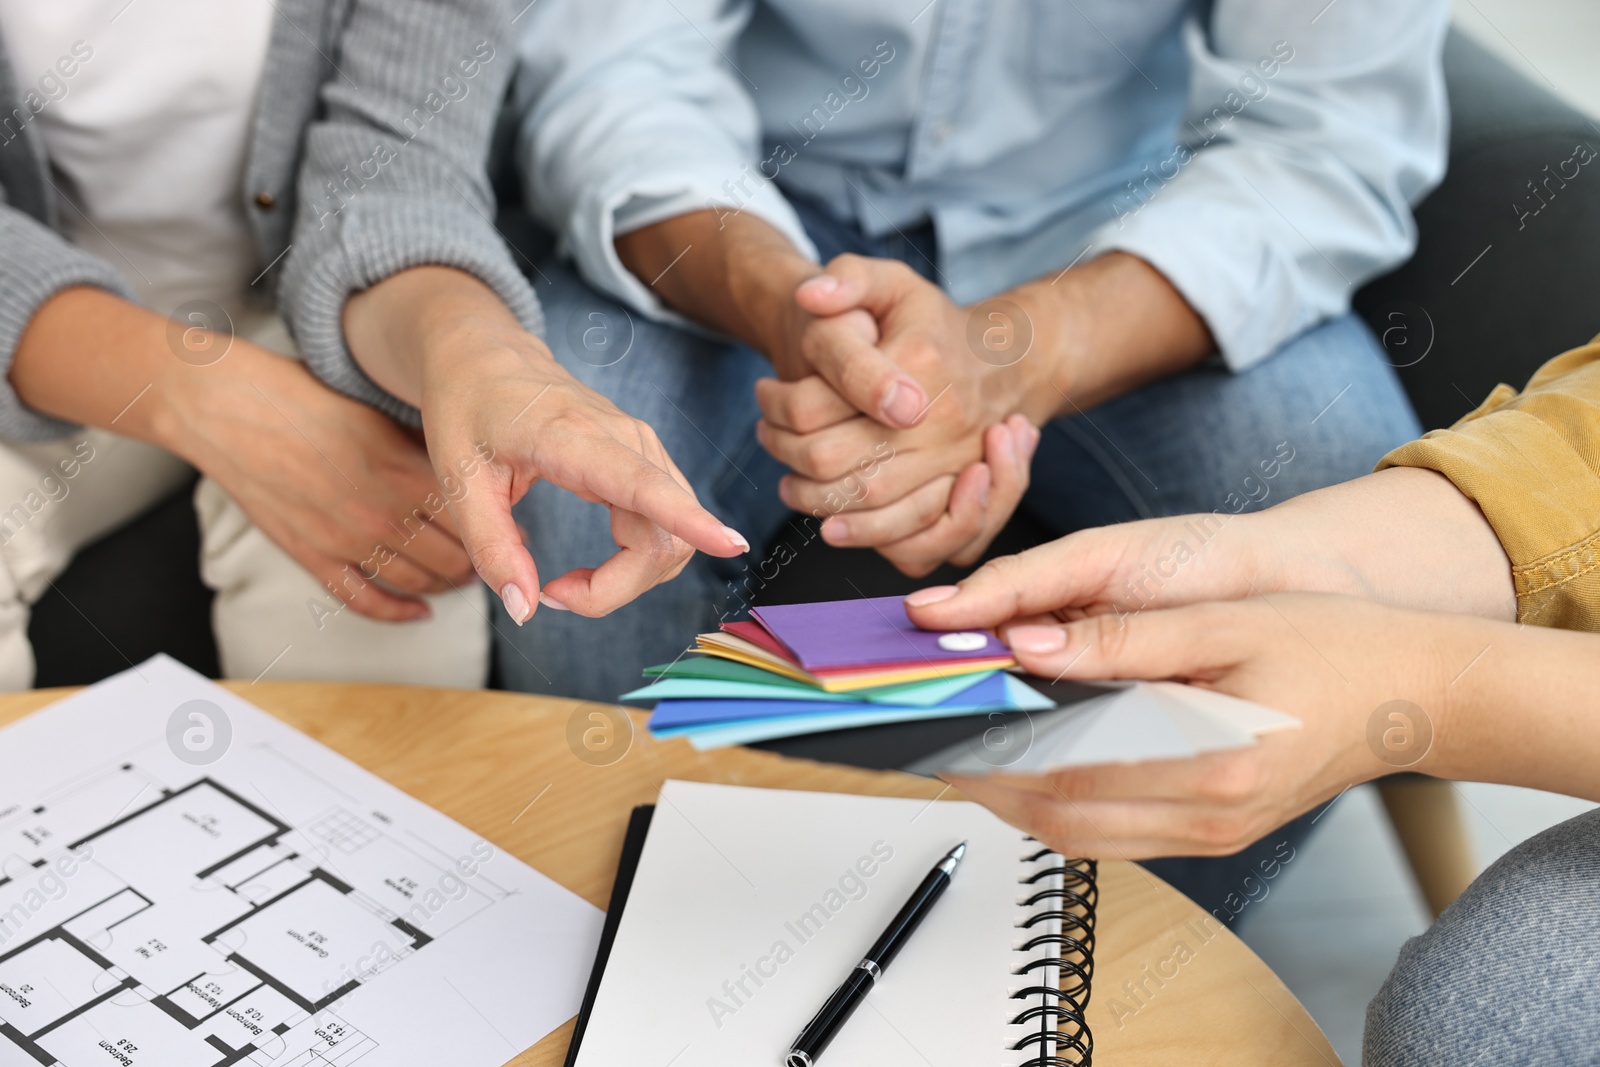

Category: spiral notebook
[563, 782, 1096, 1067]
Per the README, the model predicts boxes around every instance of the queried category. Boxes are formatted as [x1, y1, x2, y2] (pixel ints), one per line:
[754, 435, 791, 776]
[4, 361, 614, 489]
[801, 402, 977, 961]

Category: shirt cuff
[282, 194, 545, 427]
[0, 211, 139, 441]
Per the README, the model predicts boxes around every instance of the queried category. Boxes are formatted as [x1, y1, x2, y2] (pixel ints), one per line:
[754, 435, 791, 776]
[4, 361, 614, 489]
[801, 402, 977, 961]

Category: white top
[0, 0, 275, 318]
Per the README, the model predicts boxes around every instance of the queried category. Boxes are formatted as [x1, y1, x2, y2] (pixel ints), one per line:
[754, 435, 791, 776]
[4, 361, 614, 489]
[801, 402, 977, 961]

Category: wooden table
[0, 684, 1338, 1066]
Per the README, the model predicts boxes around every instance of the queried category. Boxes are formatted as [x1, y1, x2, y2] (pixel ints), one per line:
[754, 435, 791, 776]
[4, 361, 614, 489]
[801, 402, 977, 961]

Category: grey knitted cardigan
[0, 0, 540, 438]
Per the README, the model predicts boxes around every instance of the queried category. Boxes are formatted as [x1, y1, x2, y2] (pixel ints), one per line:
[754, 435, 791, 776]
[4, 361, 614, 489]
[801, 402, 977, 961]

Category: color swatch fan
[621, 596, 1049, 748]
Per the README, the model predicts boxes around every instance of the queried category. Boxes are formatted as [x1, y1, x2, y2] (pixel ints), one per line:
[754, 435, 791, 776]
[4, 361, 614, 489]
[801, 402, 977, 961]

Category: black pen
[783, 841, 967, 1067]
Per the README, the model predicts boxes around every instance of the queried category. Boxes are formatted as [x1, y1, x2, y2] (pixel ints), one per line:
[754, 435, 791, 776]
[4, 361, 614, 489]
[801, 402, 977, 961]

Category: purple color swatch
[750, 596, 999, 671]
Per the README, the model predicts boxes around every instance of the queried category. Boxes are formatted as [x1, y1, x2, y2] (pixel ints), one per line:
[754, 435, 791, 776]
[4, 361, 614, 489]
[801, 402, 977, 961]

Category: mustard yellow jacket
[1379, 337, 1600, 630]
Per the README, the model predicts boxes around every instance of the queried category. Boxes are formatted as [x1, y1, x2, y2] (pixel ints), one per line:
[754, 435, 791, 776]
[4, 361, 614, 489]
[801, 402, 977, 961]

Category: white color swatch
[921, 680, 1300, 775]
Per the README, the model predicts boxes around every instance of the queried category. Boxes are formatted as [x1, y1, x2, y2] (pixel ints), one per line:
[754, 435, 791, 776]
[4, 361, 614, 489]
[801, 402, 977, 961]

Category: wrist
[419, 321, 559, 401]
[1235, 497, 1373, 600]
[1410, 613, 1503, 782]
[719, 230, 817, 372]
[142, 341, 280, 465]
[1006, 279, 1091, 424]
[617, 210, 817, 371]
[1014, 252, 1213, 419]
[346, 266, 526, 408]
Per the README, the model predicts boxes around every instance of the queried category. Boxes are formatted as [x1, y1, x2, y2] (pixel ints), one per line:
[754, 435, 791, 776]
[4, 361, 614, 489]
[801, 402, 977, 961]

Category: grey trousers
[1364, 807, 1600, 1065]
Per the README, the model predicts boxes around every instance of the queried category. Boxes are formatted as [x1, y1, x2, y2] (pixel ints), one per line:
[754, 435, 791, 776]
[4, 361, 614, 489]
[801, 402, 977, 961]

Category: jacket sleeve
[0, 197, 138, 440]
[509, 0, 817, 325]
[278, 0, 540, 425]
[1378, 339, 1600, 631]
[1085, 0, 1451, 371]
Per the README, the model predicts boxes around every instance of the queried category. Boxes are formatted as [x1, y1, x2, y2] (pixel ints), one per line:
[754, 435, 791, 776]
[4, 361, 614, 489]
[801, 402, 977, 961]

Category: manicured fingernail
[905, 585, 960, 607]
[1009, 625, 1067, 654]
[722, 525, 750, 552]
[822, 517, 849, 544]
[500, 583, 531, 625]
[539, 591, 570, 611]
[777, 478, 793, 507]
[882, 380, 927, 427]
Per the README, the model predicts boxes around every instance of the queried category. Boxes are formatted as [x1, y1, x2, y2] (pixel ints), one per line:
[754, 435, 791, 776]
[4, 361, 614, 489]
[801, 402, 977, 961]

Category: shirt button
[931, 120, 952, 144]
[253, 191, 276, 210]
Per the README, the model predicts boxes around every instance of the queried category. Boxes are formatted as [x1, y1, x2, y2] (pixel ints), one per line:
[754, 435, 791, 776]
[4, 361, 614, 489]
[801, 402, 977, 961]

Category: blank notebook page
[572, 780, 1061, 1066]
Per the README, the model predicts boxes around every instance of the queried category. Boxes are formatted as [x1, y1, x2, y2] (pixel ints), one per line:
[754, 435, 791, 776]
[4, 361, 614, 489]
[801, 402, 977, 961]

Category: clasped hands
[755, 254, 1054, 577]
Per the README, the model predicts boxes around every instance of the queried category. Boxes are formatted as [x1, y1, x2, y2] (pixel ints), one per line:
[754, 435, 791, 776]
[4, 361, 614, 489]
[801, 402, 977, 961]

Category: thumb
[797, 255, 935, 428]
[800, 311, 928, 430]
[793, 252, 908, 318]
[1003, 605, 1239, 682]
[447, 460, 541, 626]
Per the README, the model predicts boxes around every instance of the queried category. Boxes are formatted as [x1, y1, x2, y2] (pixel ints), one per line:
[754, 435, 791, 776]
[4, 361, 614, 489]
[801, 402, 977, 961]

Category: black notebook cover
[562, 804, 655, 1067]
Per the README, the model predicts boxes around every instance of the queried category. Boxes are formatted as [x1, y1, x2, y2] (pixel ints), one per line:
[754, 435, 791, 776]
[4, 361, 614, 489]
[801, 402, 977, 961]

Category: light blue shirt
[513, 0, 1450, 370]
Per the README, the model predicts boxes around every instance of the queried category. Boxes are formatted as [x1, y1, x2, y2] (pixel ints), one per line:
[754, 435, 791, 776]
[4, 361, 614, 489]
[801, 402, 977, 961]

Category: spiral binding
[1007, 841, 1096, 1067]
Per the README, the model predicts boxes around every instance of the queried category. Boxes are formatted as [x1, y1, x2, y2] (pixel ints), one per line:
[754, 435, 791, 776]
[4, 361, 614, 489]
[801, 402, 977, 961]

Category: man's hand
[755, 256, 1056, 573]
[940, 594, 1490, 859]
[759, 250, 1215, 574]
[757, 377, 1039, 574]
[344, 267, 749, 625]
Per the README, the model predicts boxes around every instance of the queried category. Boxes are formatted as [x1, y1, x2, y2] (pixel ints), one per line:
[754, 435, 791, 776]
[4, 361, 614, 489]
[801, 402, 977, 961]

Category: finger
[445, 458, 542, 626]
[819, 474, 957, 547]
[949, 417, 1038, 568]
[974, 744, 1271, 806]
[390, 514, 478, 586]
[1001, 605, 1248, 684]
[541, 507, 691, 617]
[794, 253, 915, 321]
[902, 525, 1131, 631]
[800, 309, 928, 429]
[756, 417, 883, 481]
[309, 554, 432, 624]
[780, 441, 972, 515]
[873, 463, 989, 577]
[755, 376, 857, 433]
[370, 551, 453, 596]
[940, 774, 1248, 860]
[565, 436, 748, 558]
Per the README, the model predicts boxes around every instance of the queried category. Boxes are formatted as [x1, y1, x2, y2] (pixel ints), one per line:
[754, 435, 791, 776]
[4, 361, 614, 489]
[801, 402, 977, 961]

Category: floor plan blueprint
[0, 657, 602, 1067]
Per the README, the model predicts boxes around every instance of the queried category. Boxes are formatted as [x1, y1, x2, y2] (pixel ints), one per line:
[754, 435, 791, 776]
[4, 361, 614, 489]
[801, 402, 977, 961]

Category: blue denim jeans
[496, 200, 1421, 701]
[1365, 808, 1600, 1063]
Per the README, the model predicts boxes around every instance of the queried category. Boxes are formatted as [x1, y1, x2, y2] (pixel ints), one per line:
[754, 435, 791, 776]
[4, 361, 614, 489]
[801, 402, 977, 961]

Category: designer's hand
[174, 345, 475, 622]
[902, 511, 1291, 629]
[904, 466, 1519, 633]
[756, 255, 1054, 573]
[344, 266, 749, 624]
[417, 324, 747, 622]
[942, 594, 1487, 859]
